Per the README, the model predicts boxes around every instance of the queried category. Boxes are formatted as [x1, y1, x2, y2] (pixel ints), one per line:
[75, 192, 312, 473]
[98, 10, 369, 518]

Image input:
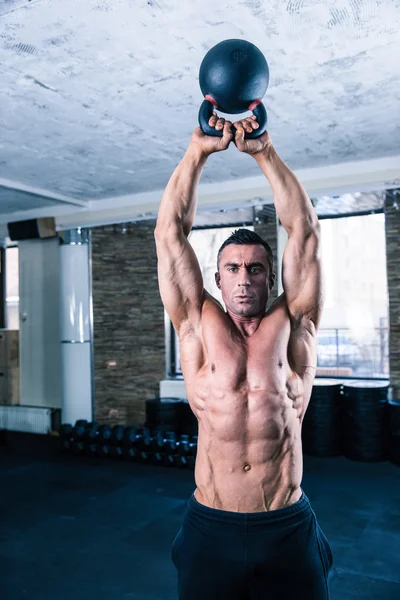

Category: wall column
[384, 190, 400, 397]
[60, 228, 92, 424]
[92, 222, 164, 427]
[254, 205, 280, 308]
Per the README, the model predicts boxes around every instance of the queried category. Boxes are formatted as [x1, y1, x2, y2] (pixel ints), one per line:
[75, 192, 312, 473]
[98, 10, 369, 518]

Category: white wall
[19, 238, 62, 408]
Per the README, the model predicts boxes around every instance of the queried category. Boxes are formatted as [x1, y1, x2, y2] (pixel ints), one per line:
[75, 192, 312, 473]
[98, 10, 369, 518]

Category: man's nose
[238, 273, 250, 287]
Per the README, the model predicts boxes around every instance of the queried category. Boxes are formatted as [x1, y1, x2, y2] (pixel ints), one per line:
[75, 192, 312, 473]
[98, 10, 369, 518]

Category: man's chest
[180, 309, 294, 393]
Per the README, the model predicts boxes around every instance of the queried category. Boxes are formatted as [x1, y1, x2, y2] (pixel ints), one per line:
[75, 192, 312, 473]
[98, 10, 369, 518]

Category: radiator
[0, 405, 61, 434]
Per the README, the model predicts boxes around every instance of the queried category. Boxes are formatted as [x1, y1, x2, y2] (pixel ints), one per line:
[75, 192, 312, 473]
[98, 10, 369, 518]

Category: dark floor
[1, 433, 399, 600]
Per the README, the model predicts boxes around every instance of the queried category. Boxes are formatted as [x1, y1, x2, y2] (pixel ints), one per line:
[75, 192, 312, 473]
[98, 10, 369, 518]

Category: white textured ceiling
[0, 0, 399, 220]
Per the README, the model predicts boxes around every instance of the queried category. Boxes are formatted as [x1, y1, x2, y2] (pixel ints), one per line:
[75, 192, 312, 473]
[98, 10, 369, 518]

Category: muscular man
[154, 113, 333, 599]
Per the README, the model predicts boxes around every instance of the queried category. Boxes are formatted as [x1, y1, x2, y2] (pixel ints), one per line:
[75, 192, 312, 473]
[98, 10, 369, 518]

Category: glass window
[6, 246, 19, 330]
[317, 213, 388, 378]
[168, 214, 389, 380]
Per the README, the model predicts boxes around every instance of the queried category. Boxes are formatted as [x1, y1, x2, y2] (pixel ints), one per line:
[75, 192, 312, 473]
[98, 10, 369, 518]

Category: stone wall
[92, 222, 164, 426]
[384, 191, 400, 397]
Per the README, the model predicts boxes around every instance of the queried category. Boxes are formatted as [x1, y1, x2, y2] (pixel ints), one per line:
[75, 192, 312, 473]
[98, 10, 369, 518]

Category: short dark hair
[217, 228, 274, 274]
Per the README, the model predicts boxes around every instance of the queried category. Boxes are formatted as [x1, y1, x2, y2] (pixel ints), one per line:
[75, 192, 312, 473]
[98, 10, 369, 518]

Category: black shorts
[171, 490, 333, 600]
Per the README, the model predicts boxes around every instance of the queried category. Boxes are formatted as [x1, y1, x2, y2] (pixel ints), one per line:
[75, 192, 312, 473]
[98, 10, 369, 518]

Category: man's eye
[229, 268, 238, 272]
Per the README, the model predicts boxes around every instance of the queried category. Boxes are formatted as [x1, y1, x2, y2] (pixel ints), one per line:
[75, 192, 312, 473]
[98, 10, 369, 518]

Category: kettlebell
[198, 39, 269, 139]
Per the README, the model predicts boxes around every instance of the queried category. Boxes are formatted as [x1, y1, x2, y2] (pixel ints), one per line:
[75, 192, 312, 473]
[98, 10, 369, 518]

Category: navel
[278, 359, 283, 368]
[211, 363, 216, 373]
[243, 463, 251, 472]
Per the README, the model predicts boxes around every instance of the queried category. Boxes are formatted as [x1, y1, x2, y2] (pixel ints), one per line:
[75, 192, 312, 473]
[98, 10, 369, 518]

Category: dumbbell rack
[59, 420, 198, 470]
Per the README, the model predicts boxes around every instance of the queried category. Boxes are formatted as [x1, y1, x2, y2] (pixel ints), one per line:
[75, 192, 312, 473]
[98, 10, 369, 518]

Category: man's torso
[179, 292, 317, 512]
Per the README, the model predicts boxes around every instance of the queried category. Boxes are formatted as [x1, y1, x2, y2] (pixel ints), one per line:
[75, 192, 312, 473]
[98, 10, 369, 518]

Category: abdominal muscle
[190, 388, 305, 513]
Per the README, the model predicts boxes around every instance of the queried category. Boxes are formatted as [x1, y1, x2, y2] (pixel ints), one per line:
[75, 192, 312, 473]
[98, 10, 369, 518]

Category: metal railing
[316, 327, 389, 379]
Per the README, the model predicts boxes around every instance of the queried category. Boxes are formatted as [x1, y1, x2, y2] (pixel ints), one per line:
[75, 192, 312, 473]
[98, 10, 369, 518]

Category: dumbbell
[86, 422, 99, 440]
[123, 446, 139, 461]
[96, 425, 112, 458]
[71, 439, 85, 456]
[135, 427, 152, 451]
[173, 453, 189, 468]
[162, 432, 181, 467]
[121, 427, 153, 463]
[163, 452, 176, 467]
[108, 425, 125, 459]
[122, 427, 139, 461]
[60, 424, 73, 454]
[97, 443, 111, 459]
[70, 420, 89, 455]
[151, 430, 178, 452]
[72, 420, 88, 441]
[136, 449, 152, 464]
[122, 426, 138, 446]
[149, 431, 178, 467]
[111, 425, 125, 445]
[151, 452, 165, 466]
[178, 434, 197, 456]
[83, 422, 99, 456]
[110, 445, 124, 460]
[151, 430, 166, 452]
[86, 442, 98, 458]
[173, 435, 198, 469]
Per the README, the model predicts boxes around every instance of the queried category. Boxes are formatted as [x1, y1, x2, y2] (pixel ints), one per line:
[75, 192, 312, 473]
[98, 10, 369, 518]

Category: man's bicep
[282, 227, 325, 328]
[155, 229, 204, 334]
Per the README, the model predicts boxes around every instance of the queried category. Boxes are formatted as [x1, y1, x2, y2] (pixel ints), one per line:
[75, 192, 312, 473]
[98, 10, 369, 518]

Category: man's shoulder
[200, 289, 226, 318]
[267, 293, 318, 334]
[264, 292, 289, 319]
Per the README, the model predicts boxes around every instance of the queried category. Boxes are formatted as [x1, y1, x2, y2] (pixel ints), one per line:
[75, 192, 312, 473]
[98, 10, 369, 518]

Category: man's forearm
[255, 146, 319, 235]
[155, 148, 207, 237]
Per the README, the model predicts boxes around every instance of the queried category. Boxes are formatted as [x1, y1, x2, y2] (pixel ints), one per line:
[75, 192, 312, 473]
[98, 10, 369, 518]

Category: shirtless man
[154, 113, 333, 599]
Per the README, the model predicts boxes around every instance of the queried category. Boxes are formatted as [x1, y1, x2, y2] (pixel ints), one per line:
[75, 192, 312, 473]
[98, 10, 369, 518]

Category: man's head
[215, 229, 276, 317]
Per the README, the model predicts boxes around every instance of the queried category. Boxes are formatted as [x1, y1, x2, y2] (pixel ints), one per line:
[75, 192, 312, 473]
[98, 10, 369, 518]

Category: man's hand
[233, 116, 273, 158]
[189, 113, 233, 158]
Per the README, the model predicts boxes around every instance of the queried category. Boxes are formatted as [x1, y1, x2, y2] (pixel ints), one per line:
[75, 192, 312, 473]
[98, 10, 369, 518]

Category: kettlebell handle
[198, 98, 268, 139]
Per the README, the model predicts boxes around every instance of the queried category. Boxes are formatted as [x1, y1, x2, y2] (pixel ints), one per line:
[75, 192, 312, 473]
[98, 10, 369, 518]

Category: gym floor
[1, 433, 399, 600]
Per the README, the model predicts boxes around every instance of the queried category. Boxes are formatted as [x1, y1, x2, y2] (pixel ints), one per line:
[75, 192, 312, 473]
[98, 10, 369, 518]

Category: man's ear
[269, 272, 276, 290]
[215, 271, 221, 288]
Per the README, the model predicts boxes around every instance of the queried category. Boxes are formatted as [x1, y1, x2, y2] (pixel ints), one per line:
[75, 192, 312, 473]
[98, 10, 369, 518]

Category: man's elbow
[291, 215, 320, 240]
[304, 218, 321, 240]
[154, 220, 184, 241]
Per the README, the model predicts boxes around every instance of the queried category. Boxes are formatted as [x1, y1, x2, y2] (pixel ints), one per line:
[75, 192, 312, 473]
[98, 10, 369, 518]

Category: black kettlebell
[198, 39, 269, 139]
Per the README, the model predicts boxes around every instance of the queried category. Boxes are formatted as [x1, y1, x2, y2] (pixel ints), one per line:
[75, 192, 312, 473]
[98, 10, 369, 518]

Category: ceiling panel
[0, 0, 398, 210]
[0, 186, 61, 213]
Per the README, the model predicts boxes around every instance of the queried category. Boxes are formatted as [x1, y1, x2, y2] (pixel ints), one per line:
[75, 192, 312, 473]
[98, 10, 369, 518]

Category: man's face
[215, 244, 274, 317]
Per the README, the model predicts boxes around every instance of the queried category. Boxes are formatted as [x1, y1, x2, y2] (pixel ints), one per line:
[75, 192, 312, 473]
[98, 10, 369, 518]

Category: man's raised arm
[154, 118, 233, 335]
[232, 121, 324, 328]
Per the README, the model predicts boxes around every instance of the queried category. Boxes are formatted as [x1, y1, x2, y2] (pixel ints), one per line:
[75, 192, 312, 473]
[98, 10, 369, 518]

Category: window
[167, 214, 389, 380]
[317, 213, 388, 379]
[6, 246, 19, 330]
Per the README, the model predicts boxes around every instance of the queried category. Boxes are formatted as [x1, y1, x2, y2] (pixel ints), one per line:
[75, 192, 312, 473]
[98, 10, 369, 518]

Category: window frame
[165, 209, 388, 381]
[2, 242, 19, 331]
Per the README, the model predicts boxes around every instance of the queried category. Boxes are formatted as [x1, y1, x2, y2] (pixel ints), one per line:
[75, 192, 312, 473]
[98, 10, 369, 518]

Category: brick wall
[384, 191, 400, 397]
[92, 222, 164, 426]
